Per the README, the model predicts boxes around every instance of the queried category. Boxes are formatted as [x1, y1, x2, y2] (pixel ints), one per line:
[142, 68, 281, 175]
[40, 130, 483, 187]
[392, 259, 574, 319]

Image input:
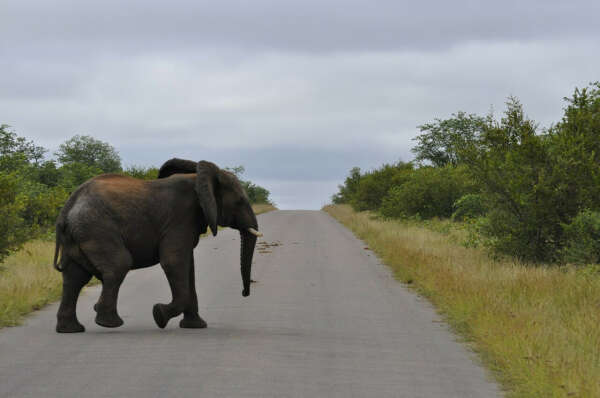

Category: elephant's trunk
[240, 230, 257, 297]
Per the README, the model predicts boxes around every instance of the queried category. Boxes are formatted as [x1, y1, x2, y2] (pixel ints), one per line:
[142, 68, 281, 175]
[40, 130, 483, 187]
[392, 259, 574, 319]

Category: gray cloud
[1, 1, 599, 208]
[3, 1, 599, 53]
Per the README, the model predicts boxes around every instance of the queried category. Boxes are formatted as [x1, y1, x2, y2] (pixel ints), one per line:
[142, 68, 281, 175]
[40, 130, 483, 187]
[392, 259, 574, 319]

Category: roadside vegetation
[333, 82, 600, 264]
[0, 126, 275, 327]
[328, 83, 600, 397]
[252, 203, 278, 215]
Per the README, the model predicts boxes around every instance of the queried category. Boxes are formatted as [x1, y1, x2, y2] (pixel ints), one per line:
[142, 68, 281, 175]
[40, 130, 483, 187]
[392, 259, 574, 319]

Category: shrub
[0, 173, 29, 261]
[452, 194, 486, 221]
[380, 165, 475, 219]
[350, 162, 413, 211]
[460, 97, 560, 261]
[57, 162, 103, 190]
[332, 167, 361, 204]
[123, 165, 159, 180]
[562, 210, 600, 264]
[242, 181, 272, 204]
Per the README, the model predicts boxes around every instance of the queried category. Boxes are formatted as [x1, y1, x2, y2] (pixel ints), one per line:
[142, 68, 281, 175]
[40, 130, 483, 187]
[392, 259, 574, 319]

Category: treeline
[0, 127, 272, 261]
[333, 82, 600, 264]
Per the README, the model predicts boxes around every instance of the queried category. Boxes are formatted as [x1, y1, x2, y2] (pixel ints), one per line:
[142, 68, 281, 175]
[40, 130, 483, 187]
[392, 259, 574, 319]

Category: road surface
[0, 210, 500, 397]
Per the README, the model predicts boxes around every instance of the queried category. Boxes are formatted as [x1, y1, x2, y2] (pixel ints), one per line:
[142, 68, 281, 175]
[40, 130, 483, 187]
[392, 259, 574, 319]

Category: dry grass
[252, 203, 277, 215]
[323, 204, 600, 398]
[0, 240, 63, 327]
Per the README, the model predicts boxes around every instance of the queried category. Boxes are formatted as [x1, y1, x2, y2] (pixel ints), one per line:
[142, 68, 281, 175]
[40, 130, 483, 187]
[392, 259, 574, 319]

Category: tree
[331, 167, 362, 204]
[56, 135, 122, 173]
[0, 172, 29, 261]
[225, 165, 272, 204]
[58, 162, 104, 189]
[412, 112, 487, 167]
[461, 97, 557, 261]
[548, 82, 600, 216]
[351, 162, 413, 211]
[0, 124, 46, 172]
[380, 165, 476, 219]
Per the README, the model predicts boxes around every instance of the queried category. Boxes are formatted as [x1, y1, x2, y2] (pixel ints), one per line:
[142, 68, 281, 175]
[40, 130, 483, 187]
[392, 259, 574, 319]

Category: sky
[2, 1, 599, 209]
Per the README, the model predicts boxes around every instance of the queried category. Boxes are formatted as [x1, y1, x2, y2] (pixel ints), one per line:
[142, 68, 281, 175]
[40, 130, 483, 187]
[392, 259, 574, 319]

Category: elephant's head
[158, 158, 261, 297]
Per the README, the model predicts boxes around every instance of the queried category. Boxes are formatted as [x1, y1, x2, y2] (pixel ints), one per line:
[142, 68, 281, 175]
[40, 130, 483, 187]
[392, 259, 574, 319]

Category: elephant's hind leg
[81, 241, 131, 328]
[180, 254, 207, 329]
[153, 249, 193, 329]
[56, 262, 92, 333]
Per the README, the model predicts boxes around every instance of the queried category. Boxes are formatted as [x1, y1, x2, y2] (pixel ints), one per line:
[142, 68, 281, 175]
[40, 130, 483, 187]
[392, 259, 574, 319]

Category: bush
[0, 173, 29, 261]
[562, 210, 600, 265]
[332, 167, 361, 204]
[452, 194, 486, 221]
[123, 165, 159, 180]
[242, 181, 272, 204]
[20, 183, 69, 231]
[350, 162, 413, 211]
[460, 97, 560, 261]
[57, 162, 103, 190]
[380, 166, 475, 219]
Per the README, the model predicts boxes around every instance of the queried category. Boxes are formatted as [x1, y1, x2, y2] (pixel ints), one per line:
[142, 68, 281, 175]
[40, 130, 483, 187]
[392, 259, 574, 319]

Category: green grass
[323, 204, 600, 398]
[0, 203, 277, 329]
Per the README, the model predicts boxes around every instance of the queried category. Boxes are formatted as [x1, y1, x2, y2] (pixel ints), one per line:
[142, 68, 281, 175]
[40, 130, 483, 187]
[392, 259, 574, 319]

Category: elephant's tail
[53, 223, 64, 272]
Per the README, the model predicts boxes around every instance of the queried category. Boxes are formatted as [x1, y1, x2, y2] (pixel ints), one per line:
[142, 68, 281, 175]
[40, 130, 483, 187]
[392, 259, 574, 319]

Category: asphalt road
[0, 210, 500, 397]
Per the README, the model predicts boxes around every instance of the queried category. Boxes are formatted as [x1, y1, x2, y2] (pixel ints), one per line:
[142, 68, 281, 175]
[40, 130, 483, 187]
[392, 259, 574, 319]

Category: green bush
[350, 162, 413, 211]
[123, 165, 159, 180]
[452, 194, 486, 221]
[21, 184, 69, 231]
[0, 173, 30, 261]
[460, 98, 561, 261]
[332, 167, 361, 204]
[562, 210, 600, 265]
[380, 165, 475, 219]
[57, 162, 103, 190]
[242, 181, 272, 204]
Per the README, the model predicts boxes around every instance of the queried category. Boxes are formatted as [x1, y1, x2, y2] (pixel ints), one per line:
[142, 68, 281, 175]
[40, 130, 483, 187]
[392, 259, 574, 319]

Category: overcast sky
[2, 1, 599, 209]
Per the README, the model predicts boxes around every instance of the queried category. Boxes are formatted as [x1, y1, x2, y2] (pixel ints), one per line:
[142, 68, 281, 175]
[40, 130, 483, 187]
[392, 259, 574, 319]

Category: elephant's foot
[153, 304, 170, 329]
[56, 317, 85, 333]
[179, 313, 207, 329]
[95, 310, 124, 328]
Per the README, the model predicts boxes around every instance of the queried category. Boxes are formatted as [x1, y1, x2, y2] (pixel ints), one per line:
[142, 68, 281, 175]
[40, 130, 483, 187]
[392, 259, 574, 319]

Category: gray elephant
[53, 158, 261, 333]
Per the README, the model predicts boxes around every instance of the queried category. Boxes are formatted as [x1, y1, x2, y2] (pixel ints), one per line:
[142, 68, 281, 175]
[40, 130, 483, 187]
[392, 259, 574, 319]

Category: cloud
[3, 1, 599, 53]
[2, 1, 599, 208]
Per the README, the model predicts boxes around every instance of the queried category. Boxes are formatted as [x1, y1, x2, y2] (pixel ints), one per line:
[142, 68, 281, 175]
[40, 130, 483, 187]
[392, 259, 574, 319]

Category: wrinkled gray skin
[53, 159, 259, 333]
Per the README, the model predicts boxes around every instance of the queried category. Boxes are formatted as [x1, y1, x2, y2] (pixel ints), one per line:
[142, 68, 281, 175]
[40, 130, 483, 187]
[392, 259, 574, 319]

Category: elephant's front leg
[180, 253, 207, 329]
[153, 251, 193, 329]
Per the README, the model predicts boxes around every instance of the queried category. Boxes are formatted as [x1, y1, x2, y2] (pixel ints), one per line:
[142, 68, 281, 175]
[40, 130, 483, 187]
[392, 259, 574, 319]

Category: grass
[323, 204, 600, 398]
[252, 203, 277, 215]
[0, 239, 63, 327]
[0, 203, 277, 329]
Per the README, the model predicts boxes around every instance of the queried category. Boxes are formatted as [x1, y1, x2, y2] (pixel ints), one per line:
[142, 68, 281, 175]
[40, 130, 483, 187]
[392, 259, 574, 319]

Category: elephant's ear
[196, 161, 219, 236]
[158, 158, 198, 178]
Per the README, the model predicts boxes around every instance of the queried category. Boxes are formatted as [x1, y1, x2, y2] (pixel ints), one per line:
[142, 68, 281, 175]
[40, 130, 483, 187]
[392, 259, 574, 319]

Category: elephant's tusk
[247, 228, 263, 237]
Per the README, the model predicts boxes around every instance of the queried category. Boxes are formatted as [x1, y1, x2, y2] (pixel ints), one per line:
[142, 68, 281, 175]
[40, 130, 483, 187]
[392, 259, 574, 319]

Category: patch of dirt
[257, 240, 282, 254]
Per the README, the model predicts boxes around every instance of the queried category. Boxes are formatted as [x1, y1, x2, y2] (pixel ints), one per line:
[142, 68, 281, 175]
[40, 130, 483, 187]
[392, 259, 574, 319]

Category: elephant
[52, 158, 262, 333]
